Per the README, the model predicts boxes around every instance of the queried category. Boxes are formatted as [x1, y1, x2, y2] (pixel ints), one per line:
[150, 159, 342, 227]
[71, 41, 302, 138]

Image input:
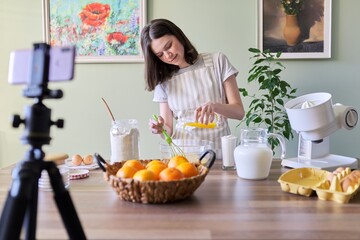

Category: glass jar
[110, 119, 140, 163]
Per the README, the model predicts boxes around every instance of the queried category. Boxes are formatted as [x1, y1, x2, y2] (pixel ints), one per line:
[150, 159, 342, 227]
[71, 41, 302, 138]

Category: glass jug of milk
[234, 128, 286, 179]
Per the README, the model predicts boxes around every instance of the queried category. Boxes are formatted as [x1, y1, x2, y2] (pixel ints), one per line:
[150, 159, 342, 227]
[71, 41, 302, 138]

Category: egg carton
[278, 168, 329, 197]
[278, 167, 360, 204]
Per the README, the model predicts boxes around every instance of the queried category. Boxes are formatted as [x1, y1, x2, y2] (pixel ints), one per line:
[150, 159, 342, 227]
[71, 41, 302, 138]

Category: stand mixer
[281, 92, 359, 171]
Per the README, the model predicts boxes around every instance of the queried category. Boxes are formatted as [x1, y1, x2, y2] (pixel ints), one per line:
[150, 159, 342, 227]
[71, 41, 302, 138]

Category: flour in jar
[110, 119, 140, 163]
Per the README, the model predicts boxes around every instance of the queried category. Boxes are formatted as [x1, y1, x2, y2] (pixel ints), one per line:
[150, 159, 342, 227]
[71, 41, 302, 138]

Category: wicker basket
[95, 150, 215, 204]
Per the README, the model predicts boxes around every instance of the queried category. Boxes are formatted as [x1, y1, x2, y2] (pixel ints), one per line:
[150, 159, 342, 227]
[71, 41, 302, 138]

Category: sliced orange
[167, 155, 188, 168]
[133, 169, 156, 181]
[159, 167, 184, 181]
[176, 162, 199, 178]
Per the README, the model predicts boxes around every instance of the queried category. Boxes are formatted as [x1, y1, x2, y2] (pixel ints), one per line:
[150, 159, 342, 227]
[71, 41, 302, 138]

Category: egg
[341, 178, 352, 192]
[335, 167, 345, 173]
[327, 173, 334, 182]
[83, 155, 94, 165]
[72, 154, 83, 166]
[352, 170, 360, 178]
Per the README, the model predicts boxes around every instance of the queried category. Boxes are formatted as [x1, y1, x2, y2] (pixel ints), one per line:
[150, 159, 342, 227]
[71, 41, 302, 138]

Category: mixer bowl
[159, 139, 214, 162]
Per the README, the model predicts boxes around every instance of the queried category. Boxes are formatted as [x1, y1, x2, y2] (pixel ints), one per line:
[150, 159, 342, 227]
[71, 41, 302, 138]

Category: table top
[1, 160, 360, 240]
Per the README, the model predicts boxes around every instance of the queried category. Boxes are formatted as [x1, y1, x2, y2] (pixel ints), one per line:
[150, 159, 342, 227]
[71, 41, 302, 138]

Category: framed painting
[258, 0, 332, 59]
[43, 0, 147, 63]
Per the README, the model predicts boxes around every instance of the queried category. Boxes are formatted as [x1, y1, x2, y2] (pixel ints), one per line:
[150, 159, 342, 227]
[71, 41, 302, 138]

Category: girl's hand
[149, 115, 165, 134]
[194, 102, 216, 125]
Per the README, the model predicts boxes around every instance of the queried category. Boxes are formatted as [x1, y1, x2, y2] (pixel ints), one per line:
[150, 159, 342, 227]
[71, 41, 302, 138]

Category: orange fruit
[133, 169, 156, 181]
[116, 165, 137, 178]
[147, 164, 167, 180]
[146, 160, 167, 169]
[176, 162, 199, 178]
[167, 155, 188, 168]
[159, 167, 184, 181]
[123, 160, 145, 171]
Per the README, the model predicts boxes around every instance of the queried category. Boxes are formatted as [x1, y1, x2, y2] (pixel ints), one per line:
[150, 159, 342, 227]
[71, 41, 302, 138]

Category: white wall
[1, 0, 359, 167]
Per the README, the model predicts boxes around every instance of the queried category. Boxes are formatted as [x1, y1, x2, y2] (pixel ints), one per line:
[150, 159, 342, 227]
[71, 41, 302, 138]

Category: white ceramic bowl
[39, 165, 70, 191]
[159, 139, 214, 162]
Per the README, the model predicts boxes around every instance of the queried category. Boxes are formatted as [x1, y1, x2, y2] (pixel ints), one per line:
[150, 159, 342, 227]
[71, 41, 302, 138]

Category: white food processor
[281, 92, 359, 171]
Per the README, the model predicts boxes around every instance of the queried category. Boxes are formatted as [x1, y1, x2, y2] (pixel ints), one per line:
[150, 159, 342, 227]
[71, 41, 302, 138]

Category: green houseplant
[239, 48, 297, 150]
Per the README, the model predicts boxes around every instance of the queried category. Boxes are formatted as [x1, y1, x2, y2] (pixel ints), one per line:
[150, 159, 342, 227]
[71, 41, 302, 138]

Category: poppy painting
[43, 0, 146, 63]
[258, 0, 331, 59]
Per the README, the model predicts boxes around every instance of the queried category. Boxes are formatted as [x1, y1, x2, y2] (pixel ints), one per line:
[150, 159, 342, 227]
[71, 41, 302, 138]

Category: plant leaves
[249, 48, 261, 53]
[239, 48, 298, 151]
[276, 98, 284, 105]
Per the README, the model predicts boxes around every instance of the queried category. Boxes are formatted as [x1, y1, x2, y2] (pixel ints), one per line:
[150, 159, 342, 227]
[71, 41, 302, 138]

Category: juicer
[281, 92, 359, 171]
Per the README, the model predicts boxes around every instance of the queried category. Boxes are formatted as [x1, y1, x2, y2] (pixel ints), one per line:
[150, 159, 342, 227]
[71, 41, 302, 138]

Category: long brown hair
[140, 19, 198, 91]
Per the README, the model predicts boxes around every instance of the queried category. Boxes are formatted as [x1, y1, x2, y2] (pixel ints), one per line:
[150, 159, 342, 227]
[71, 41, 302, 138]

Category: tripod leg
[46, 162, 86, 240]
[24, 171, 40, 240]
[0, 192, 27, 240]
[0, 161, 41, 240]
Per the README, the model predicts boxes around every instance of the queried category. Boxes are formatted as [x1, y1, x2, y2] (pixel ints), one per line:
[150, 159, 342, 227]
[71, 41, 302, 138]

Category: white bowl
[39, 165, 70, 191]
[159, 139, 214, 162]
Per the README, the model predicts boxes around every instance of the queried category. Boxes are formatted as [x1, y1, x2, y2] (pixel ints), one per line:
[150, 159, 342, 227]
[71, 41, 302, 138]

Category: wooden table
[1, 160, 360, 240]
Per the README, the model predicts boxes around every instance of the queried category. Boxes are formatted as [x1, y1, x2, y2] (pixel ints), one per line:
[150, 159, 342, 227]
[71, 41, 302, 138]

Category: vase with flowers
[280, 0, 304, 46]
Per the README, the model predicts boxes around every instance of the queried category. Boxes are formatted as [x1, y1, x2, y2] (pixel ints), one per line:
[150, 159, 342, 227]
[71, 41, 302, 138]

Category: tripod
[0, 43, 86, 239]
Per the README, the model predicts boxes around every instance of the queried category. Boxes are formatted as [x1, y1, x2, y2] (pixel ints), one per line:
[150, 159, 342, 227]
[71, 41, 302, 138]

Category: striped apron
[167, 53, 230, 158]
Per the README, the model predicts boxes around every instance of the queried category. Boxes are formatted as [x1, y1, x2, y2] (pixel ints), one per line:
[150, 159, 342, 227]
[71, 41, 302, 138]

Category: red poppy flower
[79, 3, 111, 27]
[107, 32, 129, 45]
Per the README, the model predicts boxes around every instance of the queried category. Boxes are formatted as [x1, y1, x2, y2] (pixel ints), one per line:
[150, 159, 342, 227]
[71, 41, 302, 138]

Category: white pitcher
[234, 128, 286, 180]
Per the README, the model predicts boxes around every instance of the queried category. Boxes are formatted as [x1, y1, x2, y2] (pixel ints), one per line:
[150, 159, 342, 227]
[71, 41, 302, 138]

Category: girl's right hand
[149, 115, 165, 134]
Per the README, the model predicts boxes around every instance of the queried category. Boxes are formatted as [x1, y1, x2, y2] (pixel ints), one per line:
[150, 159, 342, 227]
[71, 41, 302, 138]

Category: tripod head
[11, 43, 74, 156]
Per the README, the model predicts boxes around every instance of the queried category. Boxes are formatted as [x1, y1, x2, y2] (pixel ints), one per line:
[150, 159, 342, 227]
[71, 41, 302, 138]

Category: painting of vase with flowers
[258, 0, 331, 59]
[43, 0, 146, 63]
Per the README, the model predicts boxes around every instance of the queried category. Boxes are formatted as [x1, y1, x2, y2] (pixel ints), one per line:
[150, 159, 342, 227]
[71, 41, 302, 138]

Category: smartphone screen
[8, 49, 32, 85]
[49, 46, 75, 81]
[8, 46, 75, 85]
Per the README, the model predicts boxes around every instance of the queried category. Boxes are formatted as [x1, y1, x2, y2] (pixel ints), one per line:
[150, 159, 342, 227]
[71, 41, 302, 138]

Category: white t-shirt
[153, 52, 239, 158]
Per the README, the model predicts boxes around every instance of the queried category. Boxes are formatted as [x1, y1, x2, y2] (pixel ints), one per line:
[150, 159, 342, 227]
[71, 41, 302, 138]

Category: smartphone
[8, 45, 76, 85]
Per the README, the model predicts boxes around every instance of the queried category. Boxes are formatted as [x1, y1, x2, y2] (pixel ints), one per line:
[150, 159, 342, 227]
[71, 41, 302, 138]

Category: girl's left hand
[194, 102, 216, 124]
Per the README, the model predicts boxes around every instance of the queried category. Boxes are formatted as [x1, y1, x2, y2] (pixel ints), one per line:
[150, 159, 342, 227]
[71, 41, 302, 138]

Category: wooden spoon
[101, 97, 116, 122]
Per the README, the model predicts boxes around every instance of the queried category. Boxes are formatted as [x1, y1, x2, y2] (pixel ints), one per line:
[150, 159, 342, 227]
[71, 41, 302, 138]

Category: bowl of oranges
[94, 150, 216, 204]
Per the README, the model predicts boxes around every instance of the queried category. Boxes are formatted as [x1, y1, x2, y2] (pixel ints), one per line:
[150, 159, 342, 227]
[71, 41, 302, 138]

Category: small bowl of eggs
[65, 154, 99, 170]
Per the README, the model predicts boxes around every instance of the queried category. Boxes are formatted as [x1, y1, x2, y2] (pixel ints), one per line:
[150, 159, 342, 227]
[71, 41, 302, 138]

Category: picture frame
[42, 0, 147, 63]
[257, 0, 332, 59]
